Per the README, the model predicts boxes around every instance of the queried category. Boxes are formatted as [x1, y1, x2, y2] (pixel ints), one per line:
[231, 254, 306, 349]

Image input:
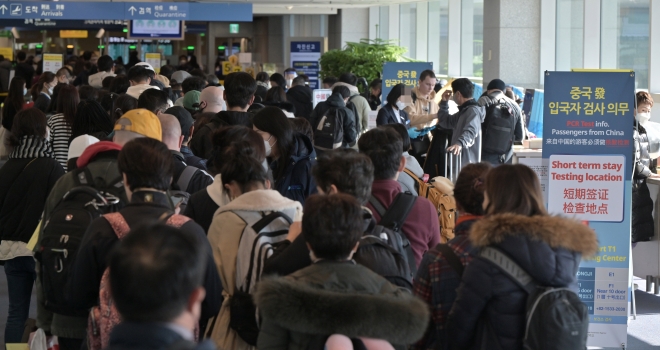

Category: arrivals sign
[543, 71, 634, 348]
[0, 2, 252, 21]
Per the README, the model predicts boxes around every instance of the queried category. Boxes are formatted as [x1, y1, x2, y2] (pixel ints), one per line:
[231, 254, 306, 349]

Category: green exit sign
[229, 23, 239, 34]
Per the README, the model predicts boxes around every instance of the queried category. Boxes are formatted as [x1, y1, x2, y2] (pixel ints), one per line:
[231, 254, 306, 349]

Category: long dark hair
[56, 84, 80, 126]
[113, 94, 138, 122]
[252, 106, 294, 181]
[265, 86, 287, 103]
[70, 100, 114, 143]
[2, 77, 26, 130]
[47, 83, 65, 114]
[9, 108, 47, 147]
[31, 72, 55, 101]
[207, 126, 266, 176]
[484, 164, 547, 217]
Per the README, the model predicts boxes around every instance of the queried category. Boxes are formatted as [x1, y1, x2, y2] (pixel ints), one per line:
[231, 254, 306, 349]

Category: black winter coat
[270, 133, 317, 206]
[447, 214, 598, 350]
[68, 191, 223, 324]
[309, 93, 357, 147]
[189, 111, 252, 159]
[264, 208, 375, 277]
[633, 124, 655, 243]
[183, 188, 218, 234]
[287, 85, 314, 119]
[0, 157, 64, 243]
[171, 151, 213, 195]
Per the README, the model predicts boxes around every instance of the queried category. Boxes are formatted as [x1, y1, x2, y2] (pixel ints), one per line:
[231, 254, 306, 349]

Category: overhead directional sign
[125, 2, 189, 20]
[0, 2, 252, 21]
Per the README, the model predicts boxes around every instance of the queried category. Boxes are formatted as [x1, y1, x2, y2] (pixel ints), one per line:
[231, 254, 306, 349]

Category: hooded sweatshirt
[309, 92, 357, 147]
[332, 82, 371, 133]
[126, 84, 159, 100]
[88, 71, 116, 89]
[286, 85, 313, 119]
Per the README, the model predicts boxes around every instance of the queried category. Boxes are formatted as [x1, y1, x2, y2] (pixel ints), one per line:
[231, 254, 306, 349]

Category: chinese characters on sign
[548, 155, 624, 222]
[312, 89, 332, 108]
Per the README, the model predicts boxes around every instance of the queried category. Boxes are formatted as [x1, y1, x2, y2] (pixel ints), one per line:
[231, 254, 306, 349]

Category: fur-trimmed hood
[470, 214, 599, 286]
[255, 273, 429, 345]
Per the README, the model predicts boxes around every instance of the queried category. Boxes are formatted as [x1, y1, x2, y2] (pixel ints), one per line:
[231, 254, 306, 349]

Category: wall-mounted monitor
[128, 20, 184, 40]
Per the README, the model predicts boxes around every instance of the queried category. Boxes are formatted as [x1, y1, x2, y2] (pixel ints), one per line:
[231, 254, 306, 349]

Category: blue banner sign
[381, 62, 433, 107]
[290, 41, 322, 89]
[0, 2, 252, 21]
[543, 71, 634, 348]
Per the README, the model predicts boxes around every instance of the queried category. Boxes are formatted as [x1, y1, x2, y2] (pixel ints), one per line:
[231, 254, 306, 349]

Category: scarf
[9, 135, 52, 159]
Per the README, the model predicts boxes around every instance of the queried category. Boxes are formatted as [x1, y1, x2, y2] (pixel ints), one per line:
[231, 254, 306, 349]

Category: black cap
[165, 106, 194, 139]
[487, 78, 506, 91]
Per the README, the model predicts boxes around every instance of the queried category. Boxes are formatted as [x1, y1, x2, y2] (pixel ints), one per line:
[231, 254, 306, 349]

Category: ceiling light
[286, 6, 293, 10]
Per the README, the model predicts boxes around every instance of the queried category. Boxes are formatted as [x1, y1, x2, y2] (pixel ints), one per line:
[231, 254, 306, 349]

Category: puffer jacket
[270, 133, 317, 205]
[255, 261, 430, 350]
[404, 86, 440, 129]
[446, 214, 598, 350]
[309, 92, 357, 147]
[206, 189, 303, 350]
[633, 123, 655, 242]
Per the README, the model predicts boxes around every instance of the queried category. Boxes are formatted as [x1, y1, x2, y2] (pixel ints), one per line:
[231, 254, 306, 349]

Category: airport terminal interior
[0, 0, 660, 349]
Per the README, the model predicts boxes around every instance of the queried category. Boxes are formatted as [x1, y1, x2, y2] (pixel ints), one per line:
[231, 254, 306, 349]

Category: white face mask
[395, 101, 406, 110]
[262, 159, 269, 171]
[636, 112, 651, 126]
[47, 86, 54, 95]
[264, 136, 273, 157]
[23, 88, 27, 96]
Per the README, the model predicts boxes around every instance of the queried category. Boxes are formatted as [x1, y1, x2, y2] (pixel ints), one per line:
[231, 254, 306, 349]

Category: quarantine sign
[548, 154, 625, 222]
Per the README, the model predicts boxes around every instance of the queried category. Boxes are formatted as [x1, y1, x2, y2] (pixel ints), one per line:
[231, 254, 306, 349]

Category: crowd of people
[0, 50, 602, 350]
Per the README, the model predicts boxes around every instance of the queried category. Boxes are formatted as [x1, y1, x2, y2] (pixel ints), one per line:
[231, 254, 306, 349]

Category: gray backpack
[480, 247, 589, 350]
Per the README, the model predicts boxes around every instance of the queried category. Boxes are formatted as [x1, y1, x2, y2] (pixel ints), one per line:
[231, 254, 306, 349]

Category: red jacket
[367, 179, 441, 266]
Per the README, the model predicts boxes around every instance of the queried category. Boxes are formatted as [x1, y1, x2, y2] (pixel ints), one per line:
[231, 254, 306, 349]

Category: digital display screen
[128, 20, 184, 39]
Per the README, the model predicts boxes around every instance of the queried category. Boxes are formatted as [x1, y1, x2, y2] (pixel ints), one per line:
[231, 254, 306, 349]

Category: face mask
[264, 136, 273, 157]
[48, 86, 54, 95]
[262, 159, 269, 171]
[395, 101, 406, 110]
[286, 79, 293, 87]
[636, 112, 651, 126]
[23, 88, 27, 96]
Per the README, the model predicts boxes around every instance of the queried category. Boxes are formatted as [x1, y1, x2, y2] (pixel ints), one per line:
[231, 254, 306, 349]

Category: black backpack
[367, 192, 418, 277]
[480, 247, 589, 350]
[36, 168, 124, 317]
[346, 95, 362, 136]
[482, 97, 516, 155]
[314, 108, 344, 151]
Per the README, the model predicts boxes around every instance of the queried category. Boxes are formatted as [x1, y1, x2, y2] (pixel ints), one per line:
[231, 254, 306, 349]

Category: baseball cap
[183, 90, 201, 111]
[165, 106, 194, 139]
[68, 135, 100, 160]
[114, 108, 162, 141]
[171, 70, 192, 84]
[135, 62, 155, 72]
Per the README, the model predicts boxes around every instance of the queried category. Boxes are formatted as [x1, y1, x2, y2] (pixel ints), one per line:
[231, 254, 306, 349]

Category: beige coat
[206, 189, 303, 350]
[405, 86, 440, 129]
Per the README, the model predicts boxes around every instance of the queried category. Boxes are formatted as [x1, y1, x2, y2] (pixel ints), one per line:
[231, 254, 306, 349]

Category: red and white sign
[312, 89, 332, 108]
[548, 154, 625, 222]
